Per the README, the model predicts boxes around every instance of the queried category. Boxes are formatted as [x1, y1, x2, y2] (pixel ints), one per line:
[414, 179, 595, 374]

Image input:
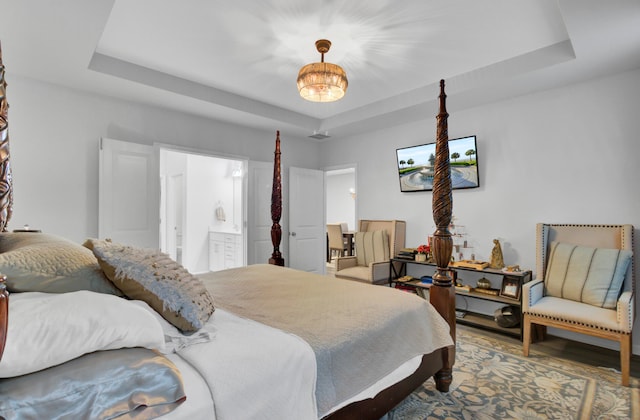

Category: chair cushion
[355, 230, 389, 267]
[334, 266, 373, 284]
[545, 241, 632, 309]
[527, 296, 627, 332]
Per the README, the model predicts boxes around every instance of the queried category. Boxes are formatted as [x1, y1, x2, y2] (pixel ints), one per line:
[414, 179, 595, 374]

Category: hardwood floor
[326, 260, 640, 380]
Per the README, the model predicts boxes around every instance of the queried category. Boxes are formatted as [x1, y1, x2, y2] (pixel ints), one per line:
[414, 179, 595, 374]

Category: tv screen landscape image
[396, 135, 479, 192]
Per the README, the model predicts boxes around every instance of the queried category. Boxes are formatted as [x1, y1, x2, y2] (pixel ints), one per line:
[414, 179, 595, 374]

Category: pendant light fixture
[297, 39, 348, 102]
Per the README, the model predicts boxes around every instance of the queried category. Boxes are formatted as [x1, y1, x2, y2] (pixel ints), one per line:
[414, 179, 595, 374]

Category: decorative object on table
[489, 238, 505, 269]
[503, 264, 521, 272]
[415, 244, 430, 262]
[454, 284, 472, 292]
[450, 260, 489, 270]
[494, 305, 521, 328]
[476, 277, 491, 289]
[499, 276, 522, 300]
[396, 248, 417, 260]
[473, 288, 500, 296]
[393, 276, 418, 294]
[449, 217, 468, 261]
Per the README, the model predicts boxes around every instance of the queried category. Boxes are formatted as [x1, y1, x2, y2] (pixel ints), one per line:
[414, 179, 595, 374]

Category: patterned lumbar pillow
[544, 241, 632, 309]
[84, 238, 215, 332]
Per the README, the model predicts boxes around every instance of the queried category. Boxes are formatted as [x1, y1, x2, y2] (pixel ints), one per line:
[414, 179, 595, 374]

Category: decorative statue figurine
[490, 239, 505, 269]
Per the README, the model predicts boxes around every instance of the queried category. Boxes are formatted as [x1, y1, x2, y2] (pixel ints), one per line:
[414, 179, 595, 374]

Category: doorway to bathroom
[160, 148, 246, 274]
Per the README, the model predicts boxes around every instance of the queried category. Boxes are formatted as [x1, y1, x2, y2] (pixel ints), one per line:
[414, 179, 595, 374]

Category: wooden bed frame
[271, 80, 456, 419]
[0, 41, 455, 419]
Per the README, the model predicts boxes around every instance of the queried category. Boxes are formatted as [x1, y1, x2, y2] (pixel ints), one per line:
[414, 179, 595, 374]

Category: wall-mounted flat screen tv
[396, 135, 479, 192]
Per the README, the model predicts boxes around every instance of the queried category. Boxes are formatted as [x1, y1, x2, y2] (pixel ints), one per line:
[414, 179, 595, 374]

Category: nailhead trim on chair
[527, 281, 543, 309]
[524, 311, 630, 333]
[616, 295, 634, 331]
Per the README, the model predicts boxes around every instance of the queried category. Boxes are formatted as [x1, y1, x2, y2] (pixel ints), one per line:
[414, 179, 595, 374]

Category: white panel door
[247, 160, 273, 265]
[99, 138, 160, 248]
[289, 167, 324, 273]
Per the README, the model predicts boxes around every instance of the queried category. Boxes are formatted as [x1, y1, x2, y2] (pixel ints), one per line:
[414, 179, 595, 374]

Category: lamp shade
[297, 40, 348, 103]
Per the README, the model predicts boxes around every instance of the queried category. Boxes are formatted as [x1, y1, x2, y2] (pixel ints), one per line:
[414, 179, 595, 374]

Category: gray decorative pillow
[545, 241, 632, 308]
[85, 238, 215, 332]
[0, 232, 122, 295]
[0, 348, 186, 419]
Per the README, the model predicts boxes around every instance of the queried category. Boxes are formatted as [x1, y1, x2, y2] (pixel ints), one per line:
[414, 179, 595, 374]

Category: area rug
[388, 327, 639, 419]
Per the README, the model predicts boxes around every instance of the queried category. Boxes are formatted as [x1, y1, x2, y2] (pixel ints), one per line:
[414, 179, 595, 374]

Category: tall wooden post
[430, 80, 455, 391]
[269, 131, 284, 266]
[0, 40, 10, 362]
[0, 274, 7, 362]
[0, 42, 14, 232]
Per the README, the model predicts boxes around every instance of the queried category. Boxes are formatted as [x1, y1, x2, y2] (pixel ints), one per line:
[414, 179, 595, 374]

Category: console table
[389, 258, 532, 339]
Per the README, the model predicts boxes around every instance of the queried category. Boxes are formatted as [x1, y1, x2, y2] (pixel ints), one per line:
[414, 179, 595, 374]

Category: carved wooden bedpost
[0, 274, 7, 362]
[269, 131, 284, 266]
[0, 42, 14, 232]
[430, 80, 455, 392]
[0, 40, 10, 362]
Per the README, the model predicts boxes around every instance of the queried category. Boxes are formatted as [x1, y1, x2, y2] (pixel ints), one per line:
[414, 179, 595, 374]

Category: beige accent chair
[327, 223, 348, 261]
[335, 220, 406, 285]
[522, 223, 635, 386]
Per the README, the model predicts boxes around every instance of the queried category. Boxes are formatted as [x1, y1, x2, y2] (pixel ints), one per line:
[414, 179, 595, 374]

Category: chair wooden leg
[621, 333, 631, 386]
[522, 315, 531, 357]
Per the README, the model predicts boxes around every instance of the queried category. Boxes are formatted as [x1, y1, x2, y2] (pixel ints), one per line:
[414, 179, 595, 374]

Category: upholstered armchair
[522, 223, 635, 386]
[334, 220, 406, 285]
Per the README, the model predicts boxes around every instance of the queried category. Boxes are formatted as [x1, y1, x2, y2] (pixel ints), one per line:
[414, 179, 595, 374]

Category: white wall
[321, 68, 640, 353]
[6, 64, 640, 353]
[6, 75, 321, 246]
[326, 171, 356, 231]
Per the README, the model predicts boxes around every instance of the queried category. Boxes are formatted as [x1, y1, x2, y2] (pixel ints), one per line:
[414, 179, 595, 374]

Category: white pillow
[0, 291, 165, 378]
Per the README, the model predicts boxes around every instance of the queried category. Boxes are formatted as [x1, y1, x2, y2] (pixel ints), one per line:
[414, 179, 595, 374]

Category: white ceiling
[1, 0, 639, 140]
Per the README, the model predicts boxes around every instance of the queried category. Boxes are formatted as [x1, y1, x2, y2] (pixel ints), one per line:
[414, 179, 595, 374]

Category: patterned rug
[388, 327, 639, 419]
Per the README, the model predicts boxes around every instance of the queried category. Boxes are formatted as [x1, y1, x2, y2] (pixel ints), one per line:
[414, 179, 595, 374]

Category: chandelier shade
[297, 40, 348, 103]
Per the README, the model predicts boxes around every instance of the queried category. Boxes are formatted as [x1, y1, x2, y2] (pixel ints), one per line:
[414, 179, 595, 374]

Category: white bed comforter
[163, 308, 318, 420]
[199, 264, 453, 417]
[161, 264, 453, 420]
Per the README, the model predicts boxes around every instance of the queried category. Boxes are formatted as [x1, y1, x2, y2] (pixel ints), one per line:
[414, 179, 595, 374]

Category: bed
[0, 45, 457, 420]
